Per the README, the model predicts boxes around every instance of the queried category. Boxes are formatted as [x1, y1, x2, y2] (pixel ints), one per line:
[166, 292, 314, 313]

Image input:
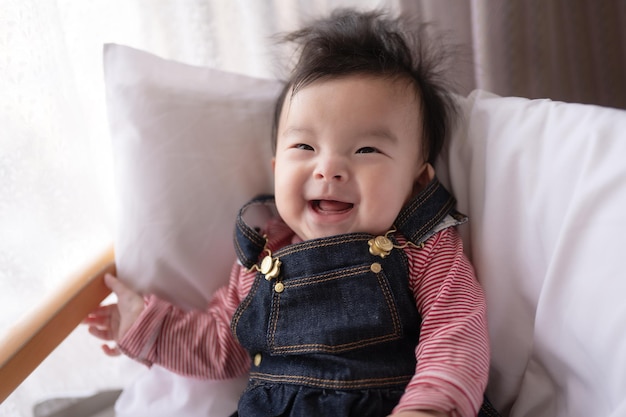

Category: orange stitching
[249, 372, 411, 389]
[284, 265, 368, 288]
[274, 234, 370, 257]
[271, 333, 401, 354]
[396, 181, 437, 226]
[411, 197, 454, 242]
[268, 287, 281, 348]
[268, 265, 404, 354]
[231, 275, 262, 342]
[375, 271, 402, 335]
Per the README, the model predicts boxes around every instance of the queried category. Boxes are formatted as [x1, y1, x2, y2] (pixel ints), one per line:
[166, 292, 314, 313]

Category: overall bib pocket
[267, 263, 403, 354]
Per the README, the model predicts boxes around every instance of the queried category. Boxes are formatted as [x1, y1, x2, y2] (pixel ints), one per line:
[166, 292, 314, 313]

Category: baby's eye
[295, 143, 314, 151]
[356, 146, 379, 154]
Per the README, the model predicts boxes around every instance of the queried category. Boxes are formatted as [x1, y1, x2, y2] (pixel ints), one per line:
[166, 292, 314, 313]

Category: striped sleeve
[393, 227, 490, 417]
[118, 261, 257, 380]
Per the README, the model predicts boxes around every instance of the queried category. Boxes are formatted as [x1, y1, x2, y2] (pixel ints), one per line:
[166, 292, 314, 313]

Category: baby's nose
[314, 156, 348, 181]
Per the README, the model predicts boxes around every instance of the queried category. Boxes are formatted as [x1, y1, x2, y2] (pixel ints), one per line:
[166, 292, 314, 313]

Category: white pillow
[105, 43, 281, 310]
[104, 43, 280, 416]
[442, 91, 626, 417]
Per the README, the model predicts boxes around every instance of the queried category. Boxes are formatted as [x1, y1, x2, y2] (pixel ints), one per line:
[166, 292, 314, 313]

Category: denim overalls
[230, 178, 500, 417]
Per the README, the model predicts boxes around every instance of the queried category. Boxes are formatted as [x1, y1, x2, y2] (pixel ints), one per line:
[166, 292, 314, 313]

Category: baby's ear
[415, 163, 435, 189]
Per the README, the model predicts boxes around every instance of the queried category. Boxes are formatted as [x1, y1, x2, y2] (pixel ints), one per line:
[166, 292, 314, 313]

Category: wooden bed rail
[0, 245, 115, 403]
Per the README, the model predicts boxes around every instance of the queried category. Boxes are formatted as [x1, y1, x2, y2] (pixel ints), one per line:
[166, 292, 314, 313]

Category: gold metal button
[368, 235, 394, 258]
[260, 255, 282, 280]
[260, 256, 274, 275]
[254, 353, 262, 366]
[370, 262, 382, 273]
[374, 236, 394, 251]
[274, 282, 285, 293]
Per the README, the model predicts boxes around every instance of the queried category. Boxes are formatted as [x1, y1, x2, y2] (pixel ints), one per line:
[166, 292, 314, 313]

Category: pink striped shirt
[119, 221, 489, 417]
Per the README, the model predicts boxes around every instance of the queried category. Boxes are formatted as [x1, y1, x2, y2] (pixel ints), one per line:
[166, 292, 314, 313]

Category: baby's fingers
[82, 304, 116, 326]
[87, 324, 115, 341]
[101, 343, 121, 357]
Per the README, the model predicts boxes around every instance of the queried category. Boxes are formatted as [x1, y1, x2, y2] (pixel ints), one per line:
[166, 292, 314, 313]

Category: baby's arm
[83, 273, 145, 356]
[112, 262, 253, 380]
[394, 228, 489, 417]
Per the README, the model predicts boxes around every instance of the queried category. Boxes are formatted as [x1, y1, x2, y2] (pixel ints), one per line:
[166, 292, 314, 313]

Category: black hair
[272, 8, 457, 165]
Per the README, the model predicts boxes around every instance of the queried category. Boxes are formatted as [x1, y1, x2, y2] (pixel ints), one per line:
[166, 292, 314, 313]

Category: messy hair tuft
[272, 8, 457, 165]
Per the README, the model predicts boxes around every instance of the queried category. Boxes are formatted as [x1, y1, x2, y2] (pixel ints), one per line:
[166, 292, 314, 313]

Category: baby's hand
[83, 273, 145, 356]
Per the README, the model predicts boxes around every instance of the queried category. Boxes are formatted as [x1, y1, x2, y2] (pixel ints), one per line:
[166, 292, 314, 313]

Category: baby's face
[273, 74, 431, 241]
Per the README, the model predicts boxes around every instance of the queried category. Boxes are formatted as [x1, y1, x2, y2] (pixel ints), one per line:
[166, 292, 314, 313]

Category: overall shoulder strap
[394, 177, 467, 245]
[234, 195, 276, 269]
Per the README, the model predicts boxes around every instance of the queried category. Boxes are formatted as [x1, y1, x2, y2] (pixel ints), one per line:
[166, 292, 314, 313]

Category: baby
[85, 8, 499, 417]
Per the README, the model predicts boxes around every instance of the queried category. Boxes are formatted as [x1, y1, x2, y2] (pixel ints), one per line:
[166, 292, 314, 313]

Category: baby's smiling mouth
[311, 199, 354, 213]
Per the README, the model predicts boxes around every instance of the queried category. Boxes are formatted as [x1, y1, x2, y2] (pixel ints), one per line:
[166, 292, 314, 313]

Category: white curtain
[1, 3, 148, 415]
[1, 1, 624, 416]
